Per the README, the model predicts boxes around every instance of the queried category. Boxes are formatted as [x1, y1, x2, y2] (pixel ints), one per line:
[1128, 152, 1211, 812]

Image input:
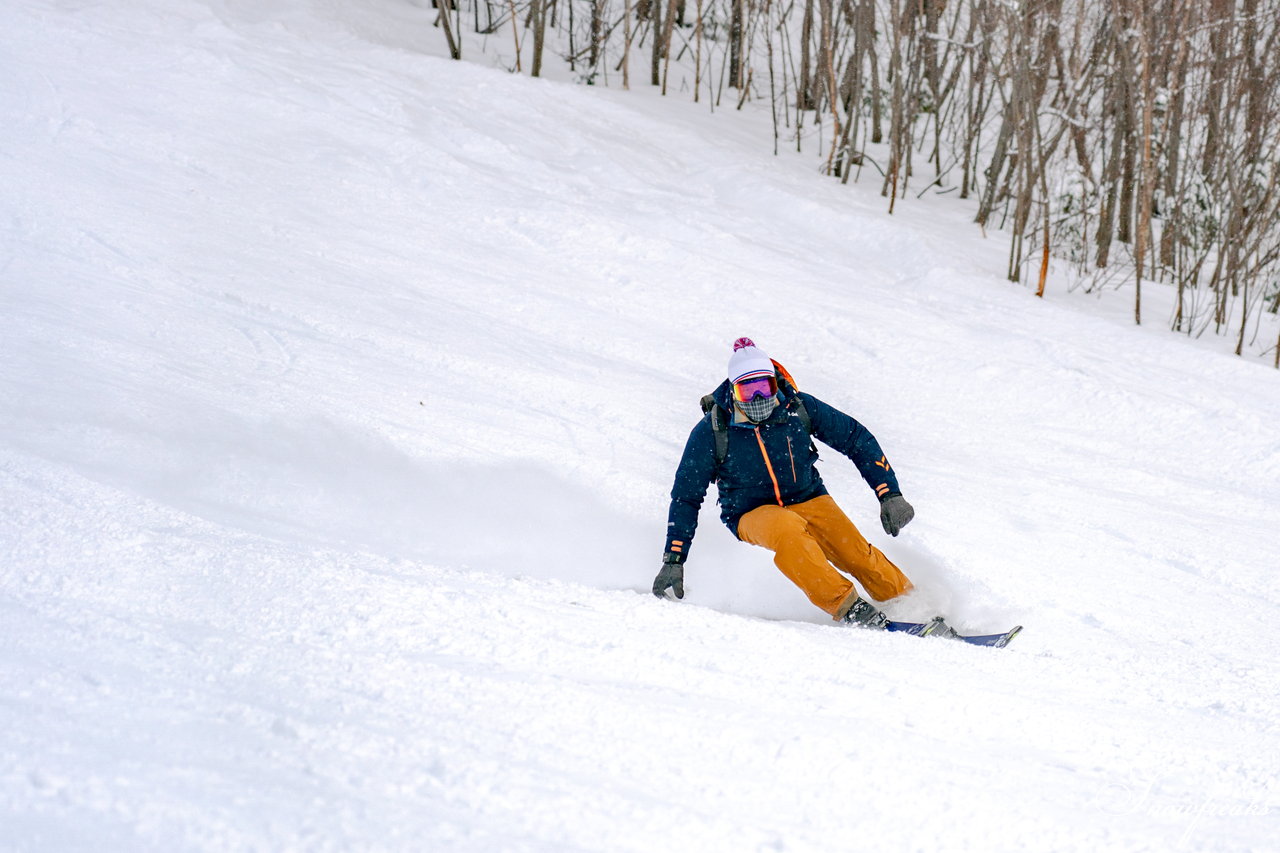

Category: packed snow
[1, 1, 1277, 850]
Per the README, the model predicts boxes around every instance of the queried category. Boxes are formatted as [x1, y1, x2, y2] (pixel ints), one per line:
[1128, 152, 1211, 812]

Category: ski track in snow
[2, 0, 1278, 850]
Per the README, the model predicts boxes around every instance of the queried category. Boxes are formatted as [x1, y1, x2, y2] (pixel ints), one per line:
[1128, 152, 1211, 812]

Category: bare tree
[434, 0, 461, 59]
[431, 0, 1280, 364]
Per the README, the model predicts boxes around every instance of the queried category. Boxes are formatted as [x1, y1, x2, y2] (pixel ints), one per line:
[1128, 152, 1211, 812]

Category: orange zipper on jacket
[787, 437, 797, 482]
[754, 427, 784, 506]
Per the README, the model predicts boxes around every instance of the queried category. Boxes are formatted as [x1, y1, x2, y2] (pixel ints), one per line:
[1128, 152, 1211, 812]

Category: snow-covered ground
[2, 1, 1278, 850]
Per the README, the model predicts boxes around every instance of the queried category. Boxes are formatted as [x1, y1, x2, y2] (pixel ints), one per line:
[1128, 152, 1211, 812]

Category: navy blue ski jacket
[664, 381, 901, 562]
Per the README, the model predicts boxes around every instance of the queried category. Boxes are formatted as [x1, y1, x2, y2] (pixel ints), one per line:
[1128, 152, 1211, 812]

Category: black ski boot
[842, 596, 889, 630]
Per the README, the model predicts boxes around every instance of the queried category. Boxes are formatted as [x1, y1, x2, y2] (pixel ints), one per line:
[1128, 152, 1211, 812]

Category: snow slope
[2, 1, 1278, 850]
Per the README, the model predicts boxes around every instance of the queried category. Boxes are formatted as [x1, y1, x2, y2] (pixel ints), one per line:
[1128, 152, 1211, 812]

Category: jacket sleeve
[799, 392, 902, 500]
[665, 418, 718, 561]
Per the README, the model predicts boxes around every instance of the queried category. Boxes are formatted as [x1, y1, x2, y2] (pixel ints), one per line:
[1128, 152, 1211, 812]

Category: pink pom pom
[733, 337, 755, 352]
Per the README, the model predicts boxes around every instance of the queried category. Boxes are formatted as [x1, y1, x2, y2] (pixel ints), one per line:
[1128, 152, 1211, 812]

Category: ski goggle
[732, 374, 778, 403]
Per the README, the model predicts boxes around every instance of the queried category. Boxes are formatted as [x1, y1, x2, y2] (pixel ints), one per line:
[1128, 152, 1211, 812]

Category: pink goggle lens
[732, 375, 778, 403]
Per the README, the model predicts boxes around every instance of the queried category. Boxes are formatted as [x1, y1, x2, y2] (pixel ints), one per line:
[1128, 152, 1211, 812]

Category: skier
[653, 338, 918, 628]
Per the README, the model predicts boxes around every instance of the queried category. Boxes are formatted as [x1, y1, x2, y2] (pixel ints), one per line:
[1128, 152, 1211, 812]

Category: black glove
[879, 493, 915, 537]
[653, 553, 685, 599]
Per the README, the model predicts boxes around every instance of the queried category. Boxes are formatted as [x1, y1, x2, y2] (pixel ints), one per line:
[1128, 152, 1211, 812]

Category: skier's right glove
[652, 553, 685, 600]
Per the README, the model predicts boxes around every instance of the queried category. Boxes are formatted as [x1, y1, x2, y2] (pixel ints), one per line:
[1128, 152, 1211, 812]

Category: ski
[885, 616, 948, 637]
[885, 617, 1023, 648]
[954, 625, 1022, 648]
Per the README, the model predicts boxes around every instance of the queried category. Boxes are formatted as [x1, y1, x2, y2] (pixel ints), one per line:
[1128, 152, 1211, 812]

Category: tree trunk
[800, 0, 816, 111]
[729, 0, 744, 89]
[651, 0, 663, 86]
[661, 0, 679, 94]
[590, 0, 604, 71]
[531, 0, 547, 77]
[434, 0, 461, 60]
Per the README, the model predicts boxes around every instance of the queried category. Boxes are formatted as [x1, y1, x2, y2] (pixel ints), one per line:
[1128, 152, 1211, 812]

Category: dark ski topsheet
[886, 618, 1022, 648]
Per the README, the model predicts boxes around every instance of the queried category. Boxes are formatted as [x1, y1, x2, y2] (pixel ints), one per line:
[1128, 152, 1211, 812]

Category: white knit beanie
[727, 337, 775, 383]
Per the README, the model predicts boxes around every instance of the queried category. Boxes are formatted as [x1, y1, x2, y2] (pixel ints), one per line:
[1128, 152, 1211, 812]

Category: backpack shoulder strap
[700, 393, 729, 466]
[770, 359, 812, 435]
[791, 394, 813, 435]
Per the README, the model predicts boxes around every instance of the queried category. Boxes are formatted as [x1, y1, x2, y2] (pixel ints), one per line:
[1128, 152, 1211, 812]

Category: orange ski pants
[737, 495, 913, 620]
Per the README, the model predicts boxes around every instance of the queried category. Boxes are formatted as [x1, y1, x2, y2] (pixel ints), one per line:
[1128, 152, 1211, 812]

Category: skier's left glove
[879, 493, 915, 537]
[652, 553, 685, 600]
